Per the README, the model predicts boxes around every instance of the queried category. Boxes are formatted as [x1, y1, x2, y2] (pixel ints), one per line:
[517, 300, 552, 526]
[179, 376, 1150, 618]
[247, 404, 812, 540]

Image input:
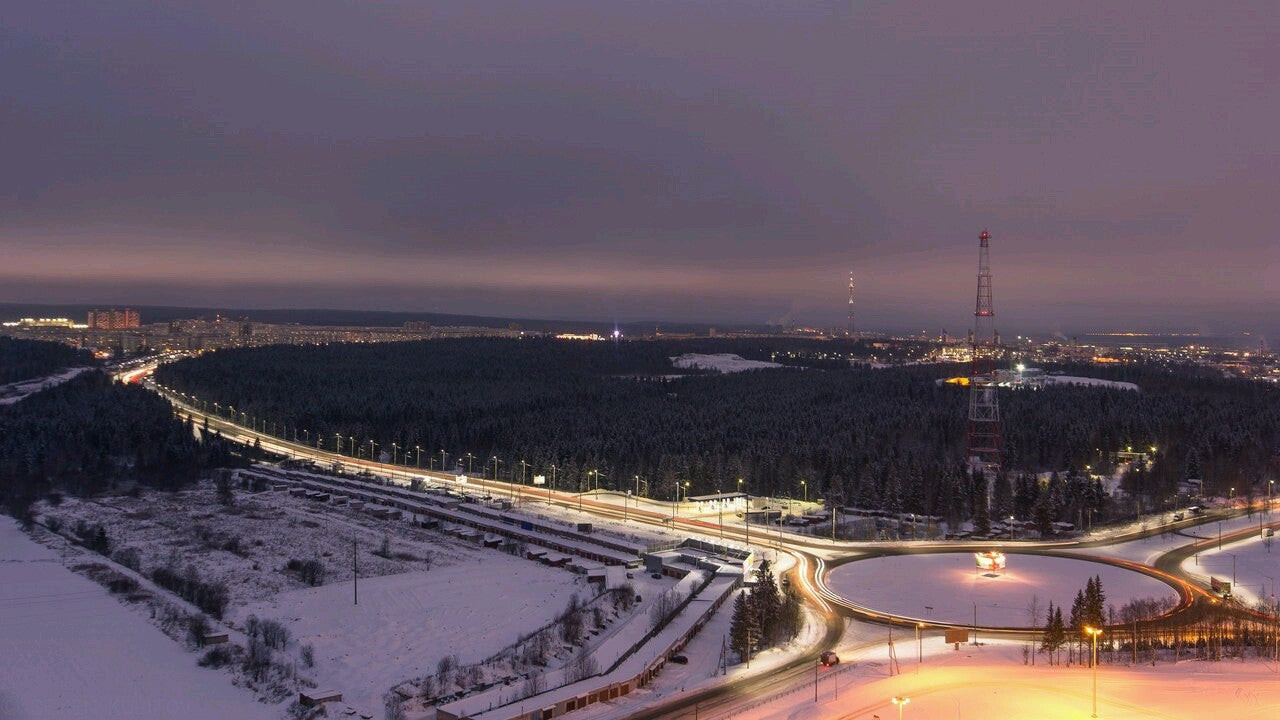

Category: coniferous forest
[0, 371, 245, 521]
[0, 337, 95, 385]
[152, 338, 1280, 528]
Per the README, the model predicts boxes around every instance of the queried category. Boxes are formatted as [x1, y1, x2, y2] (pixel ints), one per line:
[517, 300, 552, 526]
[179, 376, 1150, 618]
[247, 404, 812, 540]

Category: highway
[135, 372, 1280, 719]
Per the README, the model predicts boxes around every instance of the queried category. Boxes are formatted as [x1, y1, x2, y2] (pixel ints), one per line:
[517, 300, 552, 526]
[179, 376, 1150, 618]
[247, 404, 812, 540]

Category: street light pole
[1085, 626, 1102, 718]
[891, 696, 909, 720]
[916, 623, 923, 673]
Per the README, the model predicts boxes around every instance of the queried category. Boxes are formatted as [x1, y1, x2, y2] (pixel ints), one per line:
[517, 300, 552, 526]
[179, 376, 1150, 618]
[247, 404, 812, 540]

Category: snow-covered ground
[0, 366, 92, 405]
[240, 563, 582, 712]
[0, 518, 274, 720]
[1181, 530, 1280, 608]
[825, 553, 1177, 626]
[1068, 513, 1271, 565]
[670, 353, 783, 373]
[36, 482, 618, 717]
[1039, 375, 1139, 391]
[726, 629, 1280, 720]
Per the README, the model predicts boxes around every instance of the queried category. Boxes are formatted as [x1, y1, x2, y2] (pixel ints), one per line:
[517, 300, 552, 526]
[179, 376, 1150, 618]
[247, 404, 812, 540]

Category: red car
[820, 651, 840, 666]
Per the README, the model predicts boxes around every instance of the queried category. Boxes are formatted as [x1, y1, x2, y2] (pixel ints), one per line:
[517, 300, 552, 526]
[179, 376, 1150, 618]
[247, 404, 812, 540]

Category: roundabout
[822, 549, 1187, 629]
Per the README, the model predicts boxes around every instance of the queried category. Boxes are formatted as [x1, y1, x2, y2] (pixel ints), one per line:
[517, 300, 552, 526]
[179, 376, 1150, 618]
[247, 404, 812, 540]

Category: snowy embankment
[670, 353, 783, 373]
[0, 366, 92, 405]
[0, 519, 273, 720]
[1180, 530, 1279, 608]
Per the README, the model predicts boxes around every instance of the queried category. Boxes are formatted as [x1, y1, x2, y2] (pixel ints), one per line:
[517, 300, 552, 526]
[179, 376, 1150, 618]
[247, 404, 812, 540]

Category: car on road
[670, 655, 689, 664]
[819, 651, 839, 666]
[1172, 512, 1185, 521]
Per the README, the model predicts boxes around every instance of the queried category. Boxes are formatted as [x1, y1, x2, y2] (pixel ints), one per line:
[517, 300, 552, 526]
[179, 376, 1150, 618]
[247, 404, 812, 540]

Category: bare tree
[1025, 594, 1041, 665]
[566, 649, 599, 683]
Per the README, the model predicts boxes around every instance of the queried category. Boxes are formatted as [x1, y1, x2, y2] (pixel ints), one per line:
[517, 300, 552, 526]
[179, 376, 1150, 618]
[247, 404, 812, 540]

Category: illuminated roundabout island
[824, 550, 1181, 628]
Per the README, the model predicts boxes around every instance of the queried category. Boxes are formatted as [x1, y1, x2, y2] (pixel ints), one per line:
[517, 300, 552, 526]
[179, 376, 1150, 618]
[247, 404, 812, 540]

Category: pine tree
[779, 584, 802, 640]
[728, 591, 755, 661]
[1084, 575, 1106, 629]
[1052, 606, 1066, 664]
[1039, 601, 1057, 661]
[752, 559, 782, 644]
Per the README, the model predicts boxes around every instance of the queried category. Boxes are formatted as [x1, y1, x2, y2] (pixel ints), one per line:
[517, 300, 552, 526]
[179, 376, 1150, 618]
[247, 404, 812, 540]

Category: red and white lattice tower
[846, 271, 855, 336]
[966, 229, 1001, 477]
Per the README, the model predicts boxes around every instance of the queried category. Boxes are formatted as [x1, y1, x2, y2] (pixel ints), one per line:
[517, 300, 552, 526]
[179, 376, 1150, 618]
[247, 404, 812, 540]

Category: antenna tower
[966, 229, 1001, 477]
[846, 272, 855, 336]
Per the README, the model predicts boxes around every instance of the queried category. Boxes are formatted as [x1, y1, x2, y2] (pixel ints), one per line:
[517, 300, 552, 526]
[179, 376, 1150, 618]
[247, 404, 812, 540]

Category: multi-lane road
[134, 370, 1278, 719]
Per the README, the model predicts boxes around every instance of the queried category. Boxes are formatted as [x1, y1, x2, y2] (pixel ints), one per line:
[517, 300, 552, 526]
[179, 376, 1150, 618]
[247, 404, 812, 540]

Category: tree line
[0, 370, 245, 521]
[153, 337, 1280, 529]
[0, 337, 95, 385]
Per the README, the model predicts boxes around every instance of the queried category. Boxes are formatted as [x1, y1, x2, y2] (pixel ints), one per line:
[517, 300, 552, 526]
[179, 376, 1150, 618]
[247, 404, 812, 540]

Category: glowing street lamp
[801, 479, 808, 504]
[1084, 626, 1103, 718]
[891, 696, 910, 720]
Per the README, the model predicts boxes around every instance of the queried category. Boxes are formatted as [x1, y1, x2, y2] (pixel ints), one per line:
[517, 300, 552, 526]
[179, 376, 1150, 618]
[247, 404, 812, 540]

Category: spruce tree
[728, 591, 756, 661]
[1040, 601, 1057, 662]
[752, 559, 782, 644]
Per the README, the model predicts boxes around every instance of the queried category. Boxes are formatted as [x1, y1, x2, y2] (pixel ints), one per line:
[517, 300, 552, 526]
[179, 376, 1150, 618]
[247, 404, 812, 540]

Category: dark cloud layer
[2, 1, 1277, 334]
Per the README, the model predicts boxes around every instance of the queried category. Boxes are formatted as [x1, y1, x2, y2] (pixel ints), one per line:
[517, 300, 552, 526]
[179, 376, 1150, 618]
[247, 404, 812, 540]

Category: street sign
[944, 628, 969, 644]
[533, 475, 546, 485]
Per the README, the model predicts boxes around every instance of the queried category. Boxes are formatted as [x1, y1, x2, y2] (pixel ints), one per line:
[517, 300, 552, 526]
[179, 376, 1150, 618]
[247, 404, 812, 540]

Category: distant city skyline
[3, 2, 1277, 337]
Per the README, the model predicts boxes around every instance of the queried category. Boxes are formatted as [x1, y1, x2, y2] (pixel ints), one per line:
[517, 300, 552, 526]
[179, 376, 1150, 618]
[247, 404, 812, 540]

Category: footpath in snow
[0, 518, 273, 720]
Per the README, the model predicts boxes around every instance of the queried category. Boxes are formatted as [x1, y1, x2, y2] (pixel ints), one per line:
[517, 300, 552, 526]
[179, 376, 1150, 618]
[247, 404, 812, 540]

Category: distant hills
[0, 302, 749, 336]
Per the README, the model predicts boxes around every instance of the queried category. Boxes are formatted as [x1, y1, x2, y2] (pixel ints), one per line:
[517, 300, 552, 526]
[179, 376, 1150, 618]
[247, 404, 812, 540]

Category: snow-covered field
[239, 563, 582, 712]
[670, 353, 783, 373]
[825, 552, 1177, 626]
[34, 482, 605, 717]
[1040, 375, 1139, 391]
[0, 519, 273, 720]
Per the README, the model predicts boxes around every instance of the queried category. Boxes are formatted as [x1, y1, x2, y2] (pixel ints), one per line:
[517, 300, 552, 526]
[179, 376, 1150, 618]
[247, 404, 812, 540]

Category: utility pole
[353, 538, 358, 605]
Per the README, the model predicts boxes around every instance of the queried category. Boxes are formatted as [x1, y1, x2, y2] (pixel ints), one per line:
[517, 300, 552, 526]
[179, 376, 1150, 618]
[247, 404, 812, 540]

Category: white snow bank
[669, 354, 783, 373]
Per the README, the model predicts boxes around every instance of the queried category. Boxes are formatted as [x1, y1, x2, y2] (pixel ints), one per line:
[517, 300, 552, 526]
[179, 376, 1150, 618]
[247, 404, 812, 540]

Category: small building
[686, 492, 748, 515]
[299, 690, 342, 707]
[200, 632, 229, 646]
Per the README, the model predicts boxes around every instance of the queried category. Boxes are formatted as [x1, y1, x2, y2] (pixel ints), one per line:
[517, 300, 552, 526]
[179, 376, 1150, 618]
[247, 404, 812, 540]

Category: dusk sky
[3, 1, 1277, 335]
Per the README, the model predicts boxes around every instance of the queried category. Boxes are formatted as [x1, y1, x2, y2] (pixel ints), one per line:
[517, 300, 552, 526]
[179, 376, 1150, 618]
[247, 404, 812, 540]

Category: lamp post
[801, 479, 807, 504]
[1085, 626, 1102, 718]
[519, 460, 529, 505]
[415, 446, 422, 468]
[465, 453, 474, 474]
[391, 443, 399, 465]
[891, 696, 910, 720]
[916, 622, 923, 673]
[334, 434, 343, 455]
